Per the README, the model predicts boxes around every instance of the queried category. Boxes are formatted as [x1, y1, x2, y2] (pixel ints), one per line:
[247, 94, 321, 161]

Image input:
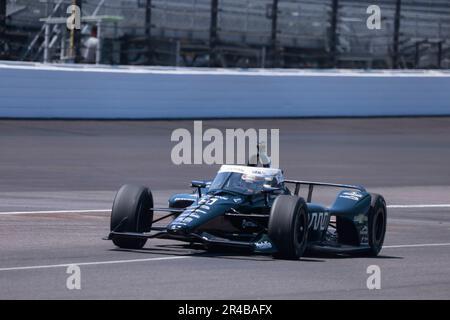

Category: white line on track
[0, 209, 110, 215]
[383, 243, 450, 249]
[0, 256, 190, 272]
[387, 204, 450, 208]
[0, 243, 449, 272]
[1, 204, 450, 215]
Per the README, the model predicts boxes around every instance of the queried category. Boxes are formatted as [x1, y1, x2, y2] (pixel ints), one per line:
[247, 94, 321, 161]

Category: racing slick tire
[365, 193, 387, 256]
[268, 195, 308, 260]
[110, 185, 154, 249]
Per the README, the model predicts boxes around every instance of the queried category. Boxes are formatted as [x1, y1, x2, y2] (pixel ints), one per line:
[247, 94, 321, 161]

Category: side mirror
[262, 185, 281, 193]
[191, 180, 207, 197]
[191, 180, 207, 189]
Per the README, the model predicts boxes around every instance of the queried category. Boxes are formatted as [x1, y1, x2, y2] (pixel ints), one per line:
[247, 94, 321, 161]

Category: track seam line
[0, 209, 111, 215]
[1, 243, 449, 272]
[387, 204, 450, 208]
[0, 256, 191, 272]
[383, 243, 450, 249]
[1, 204, 450, 215]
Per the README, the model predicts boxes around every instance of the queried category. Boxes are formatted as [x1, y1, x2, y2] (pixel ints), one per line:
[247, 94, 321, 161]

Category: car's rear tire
[268, 195, 308, 260]
[366, 193, 387, 256]
[110, 185, 153, 249]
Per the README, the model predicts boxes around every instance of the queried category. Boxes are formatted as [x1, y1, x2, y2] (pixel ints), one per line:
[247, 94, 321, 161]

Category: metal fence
[2, 0, 450, 68]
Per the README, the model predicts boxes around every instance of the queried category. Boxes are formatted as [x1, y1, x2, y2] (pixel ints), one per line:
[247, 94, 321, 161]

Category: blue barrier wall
[1, 62, 450, 119]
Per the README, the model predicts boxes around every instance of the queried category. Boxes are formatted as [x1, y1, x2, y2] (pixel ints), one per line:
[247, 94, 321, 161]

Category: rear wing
[284, 180, 366, 202]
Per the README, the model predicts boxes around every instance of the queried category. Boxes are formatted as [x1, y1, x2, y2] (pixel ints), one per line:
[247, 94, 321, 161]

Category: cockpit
[207, 165, 284, 195]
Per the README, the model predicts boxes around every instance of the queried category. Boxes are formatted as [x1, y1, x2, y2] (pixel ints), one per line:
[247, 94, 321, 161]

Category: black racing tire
[268, 195, 308, 260]
[366, 193, 387, 256]
[110, 185, 153, 249]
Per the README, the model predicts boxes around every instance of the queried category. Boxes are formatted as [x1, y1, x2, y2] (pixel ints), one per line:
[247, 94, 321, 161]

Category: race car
[105, 165, 387, 260]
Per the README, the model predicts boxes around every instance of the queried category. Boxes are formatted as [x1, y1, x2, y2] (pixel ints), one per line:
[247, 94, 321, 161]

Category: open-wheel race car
[105, 165, 387, 260]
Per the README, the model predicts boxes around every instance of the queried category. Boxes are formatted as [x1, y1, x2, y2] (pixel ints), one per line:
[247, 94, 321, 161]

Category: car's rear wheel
[268, 195, 308, 260]
[366, 193, 387, 256]
[110, 185, 153, 249]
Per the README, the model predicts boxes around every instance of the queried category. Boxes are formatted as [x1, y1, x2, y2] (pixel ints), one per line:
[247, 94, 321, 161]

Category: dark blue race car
[106, 165, 387, 260]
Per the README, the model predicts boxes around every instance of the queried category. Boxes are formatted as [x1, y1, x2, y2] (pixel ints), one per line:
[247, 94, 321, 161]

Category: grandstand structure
[1, 0, 449, 68]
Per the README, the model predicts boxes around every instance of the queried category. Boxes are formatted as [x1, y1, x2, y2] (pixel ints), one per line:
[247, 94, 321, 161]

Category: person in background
[82, 25, 99, 63]
[0, 39, 9, 60]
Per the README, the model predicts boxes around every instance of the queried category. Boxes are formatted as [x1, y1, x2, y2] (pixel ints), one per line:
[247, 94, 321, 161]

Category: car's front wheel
[366, 193, 387, 256]
[110, 185, 153, 249]
[268, 195, 308, 260]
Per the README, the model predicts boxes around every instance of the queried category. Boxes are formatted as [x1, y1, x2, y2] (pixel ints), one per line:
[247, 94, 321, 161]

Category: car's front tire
[268, 195, 308, 260]
[110, 185, 153, 249]
[366, 193, 387, 256]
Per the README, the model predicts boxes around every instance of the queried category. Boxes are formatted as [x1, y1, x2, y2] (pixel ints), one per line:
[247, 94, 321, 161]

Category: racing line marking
[1, 243, 449, 272]
[387, 204, 450, 208]
[0, 244, 449, 272]
[383, 243, 450, 249]
[0, 256, 191, 272]
[1, 204, 450, 215]
[0, 205, 448, 271]
[0, 209, 111, 215]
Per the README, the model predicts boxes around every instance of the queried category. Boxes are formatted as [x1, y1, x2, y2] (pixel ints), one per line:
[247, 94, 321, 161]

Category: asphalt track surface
[0, 118, 449, 299]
